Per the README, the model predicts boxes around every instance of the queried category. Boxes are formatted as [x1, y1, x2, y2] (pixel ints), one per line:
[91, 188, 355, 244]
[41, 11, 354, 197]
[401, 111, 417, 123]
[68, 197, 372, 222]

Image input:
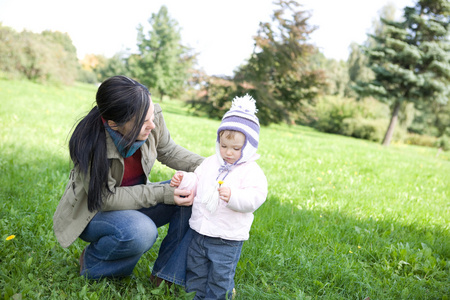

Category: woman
[53, 75, 203, 285]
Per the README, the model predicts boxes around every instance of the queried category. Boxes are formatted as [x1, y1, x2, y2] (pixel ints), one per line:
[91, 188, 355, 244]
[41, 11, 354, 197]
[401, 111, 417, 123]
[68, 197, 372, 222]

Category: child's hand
[218, 186, 231, 202]
[170, 171, 183, 187]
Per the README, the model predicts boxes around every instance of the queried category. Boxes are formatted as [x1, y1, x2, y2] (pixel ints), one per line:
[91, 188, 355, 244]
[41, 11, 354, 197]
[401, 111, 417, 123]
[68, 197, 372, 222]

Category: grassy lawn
[0, 79, 449, 299]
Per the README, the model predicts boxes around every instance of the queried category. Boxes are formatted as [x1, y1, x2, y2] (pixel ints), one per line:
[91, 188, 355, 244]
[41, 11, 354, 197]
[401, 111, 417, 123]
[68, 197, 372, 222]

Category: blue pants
[79, 203, 192, 285]
[186, 230, 243, 299]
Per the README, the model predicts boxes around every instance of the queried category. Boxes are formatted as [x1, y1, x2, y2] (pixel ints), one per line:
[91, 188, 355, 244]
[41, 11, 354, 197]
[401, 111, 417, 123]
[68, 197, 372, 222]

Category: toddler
[171, 94, 268, 299]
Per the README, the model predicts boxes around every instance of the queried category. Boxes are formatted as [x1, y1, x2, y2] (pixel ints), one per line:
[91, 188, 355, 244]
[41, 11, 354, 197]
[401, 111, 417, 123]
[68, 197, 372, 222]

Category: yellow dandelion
[317, 177, 322, 181]
[358, 246, 362, 249]
[218, 180, 224, 186]
[349, 250, 353, 253]
[320, 215, 323, 218]
[6, 235, 15, 241]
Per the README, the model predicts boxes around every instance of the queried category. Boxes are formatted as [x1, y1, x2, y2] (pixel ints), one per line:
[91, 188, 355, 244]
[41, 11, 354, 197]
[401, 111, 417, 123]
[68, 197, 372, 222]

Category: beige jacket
[53, 104, 203, 248]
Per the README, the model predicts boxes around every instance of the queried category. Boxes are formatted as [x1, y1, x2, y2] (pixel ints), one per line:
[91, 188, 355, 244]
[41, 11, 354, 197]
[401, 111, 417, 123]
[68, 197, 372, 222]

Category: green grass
[1, 79, 449, 299]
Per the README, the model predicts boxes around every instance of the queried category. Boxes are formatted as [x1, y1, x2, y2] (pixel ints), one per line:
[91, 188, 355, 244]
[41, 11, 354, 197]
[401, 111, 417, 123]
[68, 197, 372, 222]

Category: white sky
[0, 0, 414, 76]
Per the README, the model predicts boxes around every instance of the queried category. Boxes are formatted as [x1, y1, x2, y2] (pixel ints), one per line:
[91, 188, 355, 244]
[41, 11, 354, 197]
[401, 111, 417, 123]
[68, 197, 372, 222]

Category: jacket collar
[105, 130, 150, 160]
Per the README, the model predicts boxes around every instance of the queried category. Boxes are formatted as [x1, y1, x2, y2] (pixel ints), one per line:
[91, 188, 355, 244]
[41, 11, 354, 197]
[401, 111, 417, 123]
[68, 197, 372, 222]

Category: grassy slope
[0, 80, 449, 299]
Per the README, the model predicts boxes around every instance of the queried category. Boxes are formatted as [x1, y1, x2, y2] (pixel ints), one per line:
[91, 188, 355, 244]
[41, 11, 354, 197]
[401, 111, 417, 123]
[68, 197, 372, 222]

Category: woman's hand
[174, 188, 194, 206]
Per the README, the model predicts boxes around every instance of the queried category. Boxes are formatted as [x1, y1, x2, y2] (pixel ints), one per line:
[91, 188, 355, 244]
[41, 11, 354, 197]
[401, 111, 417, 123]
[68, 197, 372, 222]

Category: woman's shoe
[79, 248, 86, 275]
[150, 274, 173, 288]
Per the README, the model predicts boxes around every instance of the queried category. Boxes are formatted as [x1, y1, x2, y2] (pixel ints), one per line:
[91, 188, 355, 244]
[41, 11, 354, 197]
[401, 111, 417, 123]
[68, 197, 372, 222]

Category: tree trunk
[159, 89, 165, 102]
[382, 101, 401, 146]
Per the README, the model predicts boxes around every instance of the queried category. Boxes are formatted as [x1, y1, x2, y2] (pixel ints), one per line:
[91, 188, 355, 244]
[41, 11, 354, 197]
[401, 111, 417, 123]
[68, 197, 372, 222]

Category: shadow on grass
[237, 196, 450, 299]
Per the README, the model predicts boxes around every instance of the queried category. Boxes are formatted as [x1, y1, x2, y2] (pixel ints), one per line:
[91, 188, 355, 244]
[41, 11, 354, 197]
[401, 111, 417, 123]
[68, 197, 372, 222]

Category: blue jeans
[186, 230, 243, 299]
[79, 203, 192, 285]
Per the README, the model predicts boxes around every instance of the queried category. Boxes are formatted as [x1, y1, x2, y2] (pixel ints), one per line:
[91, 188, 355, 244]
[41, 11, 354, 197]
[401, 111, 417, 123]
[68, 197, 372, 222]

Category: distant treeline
[0, 0, 448, 150]
[0, 24, 79, 85]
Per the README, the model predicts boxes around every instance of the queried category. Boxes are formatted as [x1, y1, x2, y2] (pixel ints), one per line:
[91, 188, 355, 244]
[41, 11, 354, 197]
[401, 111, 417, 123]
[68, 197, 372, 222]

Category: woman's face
[110, 98, 156, 141]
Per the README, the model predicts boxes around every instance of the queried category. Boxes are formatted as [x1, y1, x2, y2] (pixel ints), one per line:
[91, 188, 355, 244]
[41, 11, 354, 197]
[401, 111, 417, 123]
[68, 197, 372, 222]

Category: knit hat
[216, 94, 260, 165]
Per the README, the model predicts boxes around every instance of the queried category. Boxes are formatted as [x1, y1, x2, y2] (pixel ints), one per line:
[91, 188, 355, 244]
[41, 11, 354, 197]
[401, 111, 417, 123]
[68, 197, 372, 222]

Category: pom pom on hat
[229, 94, 258, 115]
[216, 94, 260, 165]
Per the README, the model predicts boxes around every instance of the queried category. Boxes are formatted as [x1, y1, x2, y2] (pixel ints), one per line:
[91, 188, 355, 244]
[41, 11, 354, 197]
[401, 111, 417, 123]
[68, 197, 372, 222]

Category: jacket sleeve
[77, 165, 176, 212]
[100, 183, 176, 211]
[226, 163, 268, 213]
[153, 105, 204, 172]
[177, 170, 199, 196]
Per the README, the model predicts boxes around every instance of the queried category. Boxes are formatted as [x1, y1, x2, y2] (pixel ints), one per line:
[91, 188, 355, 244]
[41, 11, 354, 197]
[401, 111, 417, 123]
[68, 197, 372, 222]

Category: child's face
[219, 131, 245, 164]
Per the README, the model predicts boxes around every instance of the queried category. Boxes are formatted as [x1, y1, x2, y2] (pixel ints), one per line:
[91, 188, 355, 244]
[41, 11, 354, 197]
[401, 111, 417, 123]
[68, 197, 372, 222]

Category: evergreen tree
[355, 0, 450, 146]
[131, 6, 196, 100]
[348, 4, 397, 98]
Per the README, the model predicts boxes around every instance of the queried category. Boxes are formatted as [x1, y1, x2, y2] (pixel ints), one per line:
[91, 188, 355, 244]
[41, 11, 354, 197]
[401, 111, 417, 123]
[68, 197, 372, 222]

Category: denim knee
[81, 210, 159, 259]
[116, 215, 158, 255]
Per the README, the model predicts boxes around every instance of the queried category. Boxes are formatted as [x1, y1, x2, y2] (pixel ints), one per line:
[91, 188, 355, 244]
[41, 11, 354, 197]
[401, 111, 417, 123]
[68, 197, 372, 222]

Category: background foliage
[0, 0, 448, 149]
[0, 24, 79, 85]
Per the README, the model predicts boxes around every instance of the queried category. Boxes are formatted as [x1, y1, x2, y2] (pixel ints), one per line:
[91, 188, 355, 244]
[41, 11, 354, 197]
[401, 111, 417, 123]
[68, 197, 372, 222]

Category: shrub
[188, 76, 237, 120]
[313, 96, 359, 134]
[405, 133, 438, 148]
[313, 96, 390, 139]
[77, 69, 98, 84]
[341, 117, 389, 142]
[435, 135, 449, 151]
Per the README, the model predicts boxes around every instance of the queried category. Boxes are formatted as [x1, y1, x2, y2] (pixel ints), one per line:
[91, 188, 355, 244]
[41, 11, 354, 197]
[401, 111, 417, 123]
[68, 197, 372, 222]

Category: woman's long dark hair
[69, 75, 151, 212]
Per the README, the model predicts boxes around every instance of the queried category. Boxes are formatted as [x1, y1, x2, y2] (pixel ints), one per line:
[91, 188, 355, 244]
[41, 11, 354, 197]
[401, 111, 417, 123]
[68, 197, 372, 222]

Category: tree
[96, 54, 130, 82]
[355, 0, 450, 146]
[235, 0, 327, 125]
[41, 30, 79, 84]
[0, 24, 21, 77]
[321, 56, 351, 97]
[348, 4, 397, 97]
[188, 0, 326, 125]
[132, 6, 196, 100]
